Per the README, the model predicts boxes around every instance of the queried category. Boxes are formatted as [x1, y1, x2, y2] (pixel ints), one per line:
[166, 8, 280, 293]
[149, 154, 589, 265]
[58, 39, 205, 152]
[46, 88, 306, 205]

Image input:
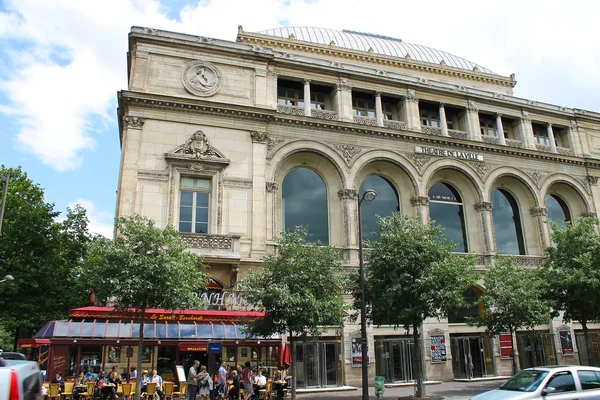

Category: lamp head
[1, 275, 13, 282]
[362, 190, 377, 203]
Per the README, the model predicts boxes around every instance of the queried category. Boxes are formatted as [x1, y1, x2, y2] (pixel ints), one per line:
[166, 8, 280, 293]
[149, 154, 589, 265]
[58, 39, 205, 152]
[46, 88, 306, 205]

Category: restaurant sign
[195, 291, 250, 307]
[179, 342, 208, 352]
[415, 146, 483, 161]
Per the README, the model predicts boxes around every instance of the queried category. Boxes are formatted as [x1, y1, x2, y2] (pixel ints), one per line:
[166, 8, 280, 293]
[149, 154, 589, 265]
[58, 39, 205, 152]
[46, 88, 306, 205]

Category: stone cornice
[118, 90, 600, 169]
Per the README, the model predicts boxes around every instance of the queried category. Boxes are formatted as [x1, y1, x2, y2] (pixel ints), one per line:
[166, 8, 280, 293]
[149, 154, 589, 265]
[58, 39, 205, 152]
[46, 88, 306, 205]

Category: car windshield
[499, 370, 549, 392]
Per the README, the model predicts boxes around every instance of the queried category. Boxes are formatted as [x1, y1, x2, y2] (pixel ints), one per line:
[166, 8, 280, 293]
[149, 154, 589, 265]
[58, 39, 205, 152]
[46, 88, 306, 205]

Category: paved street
[297, 379, 508, 399]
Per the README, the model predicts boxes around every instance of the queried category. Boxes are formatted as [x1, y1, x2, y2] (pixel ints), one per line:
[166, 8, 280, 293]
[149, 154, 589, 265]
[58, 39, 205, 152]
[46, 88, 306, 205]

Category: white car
[472, 366, 600, 400]
[0, 352, 43, 400]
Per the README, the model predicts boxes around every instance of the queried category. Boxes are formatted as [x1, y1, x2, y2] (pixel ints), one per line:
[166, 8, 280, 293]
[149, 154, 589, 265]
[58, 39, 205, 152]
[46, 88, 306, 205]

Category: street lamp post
[0, 275, 14, 284]
[358, 189, 377, 400]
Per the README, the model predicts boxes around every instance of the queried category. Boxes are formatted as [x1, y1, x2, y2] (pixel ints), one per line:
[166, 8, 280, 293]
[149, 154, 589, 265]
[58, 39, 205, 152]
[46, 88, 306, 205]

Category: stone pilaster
[496, 114, 506, 145]
[250, 131, 268, 257]
[474, 202, 494, 254]
[335, 79, 353, 122]
[265, 181, 279, 243]
[466, 100, 482, 141]
[520, 111, 537, 150]
[410, 195, 430, 224]
[338, 189, 359, 248]
[547, 123, 558, 153]
[569, 120, 586, 156]
[375, 91, 384, 127]
[404, 89, 421, 131]
[530, 207, 551, 249]
[118, 116, 145, 218]
[303, 79, 311, 116]
[439, 103, 449, 136]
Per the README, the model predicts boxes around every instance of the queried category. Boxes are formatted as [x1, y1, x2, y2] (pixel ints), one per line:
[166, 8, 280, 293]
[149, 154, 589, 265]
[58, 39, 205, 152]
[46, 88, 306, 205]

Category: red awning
[68, 306, 264, 323]
[178, 342, 208, 352]
[17, 338, 50, 349]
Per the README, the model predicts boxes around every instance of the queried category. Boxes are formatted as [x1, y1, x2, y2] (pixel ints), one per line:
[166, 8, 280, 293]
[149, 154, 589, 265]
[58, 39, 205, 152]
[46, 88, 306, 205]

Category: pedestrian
[187, 360, 200, 400]
[218, 361, 227, 398]
[241, 362, 253, 400]
[197, 366, 211, 400]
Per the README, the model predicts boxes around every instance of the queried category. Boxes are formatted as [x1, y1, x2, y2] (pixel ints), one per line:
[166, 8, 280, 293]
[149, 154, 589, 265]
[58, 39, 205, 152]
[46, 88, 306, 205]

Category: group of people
[186, 361, 290, 400]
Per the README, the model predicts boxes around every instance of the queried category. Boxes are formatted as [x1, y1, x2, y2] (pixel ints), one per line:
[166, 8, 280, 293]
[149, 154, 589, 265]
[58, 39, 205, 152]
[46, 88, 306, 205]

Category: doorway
[375, 338, 414, 383]
[516, 332, 556, 369]
[295, 341, 340, 388]
[179, 351, 209, 377]
[451, 335, 495, 379]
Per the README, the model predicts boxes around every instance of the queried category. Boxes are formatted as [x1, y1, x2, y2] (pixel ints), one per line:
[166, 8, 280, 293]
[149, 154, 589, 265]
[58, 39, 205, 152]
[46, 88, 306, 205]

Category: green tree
[543, 216, 600, 366]
[239, 228, 345, 400]
[359, 214, 477, 398]
[472, 257, 549, 374]
[83, 214, 208, 400]
[0, 166, 90, 347]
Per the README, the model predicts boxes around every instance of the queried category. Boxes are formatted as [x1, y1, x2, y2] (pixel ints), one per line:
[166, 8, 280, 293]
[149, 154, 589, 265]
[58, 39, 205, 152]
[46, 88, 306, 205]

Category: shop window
[282, 168, 329, 245]
[428, 182, 468, 252]
[491, 189, 526, 255]
[108, 346, 121, 363]
[157, 346, 176, 381]
[359, 175, 399, 242]
[142, 346, 152, 363]
[179, 177, 210, 234]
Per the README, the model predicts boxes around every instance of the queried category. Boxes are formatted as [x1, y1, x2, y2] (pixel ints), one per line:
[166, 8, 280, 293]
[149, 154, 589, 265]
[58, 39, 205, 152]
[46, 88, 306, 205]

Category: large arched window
[428, 182, 468, 252]
[282, 168, 329, 244]
[491, 189, 526, 255]
[359, 175, 400, 241]
[546, 194, 571, 229]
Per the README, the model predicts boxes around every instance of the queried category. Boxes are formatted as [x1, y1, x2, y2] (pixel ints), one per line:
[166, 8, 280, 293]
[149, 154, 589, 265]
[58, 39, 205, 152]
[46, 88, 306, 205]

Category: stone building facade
[116, 26, 600, 387]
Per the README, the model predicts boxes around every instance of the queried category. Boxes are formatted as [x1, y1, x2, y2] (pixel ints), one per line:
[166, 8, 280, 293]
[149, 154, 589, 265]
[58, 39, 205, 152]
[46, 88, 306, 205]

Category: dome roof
[256, 27, 495, 75]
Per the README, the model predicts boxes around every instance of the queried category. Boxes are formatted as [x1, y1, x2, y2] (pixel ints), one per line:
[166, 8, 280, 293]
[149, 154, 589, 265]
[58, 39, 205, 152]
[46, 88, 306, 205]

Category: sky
[1, 0, 599, 238]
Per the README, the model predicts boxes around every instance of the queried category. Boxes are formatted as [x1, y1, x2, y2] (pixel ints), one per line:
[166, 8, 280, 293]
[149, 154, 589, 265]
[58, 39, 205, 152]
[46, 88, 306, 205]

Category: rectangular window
[382, 102, 393, 120]
[420, 108, 440, 127]
[533, 124, 551, 145]
[277, 86, 304, 107]
[479, 116, 498, 137]
[352, 95, 375, 118]
[179, 177, 210, 234]
[311, 92, 326, 110]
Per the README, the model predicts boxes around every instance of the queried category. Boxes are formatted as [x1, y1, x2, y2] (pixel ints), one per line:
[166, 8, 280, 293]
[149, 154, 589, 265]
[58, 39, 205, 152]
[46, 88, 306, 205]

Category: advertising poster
[560, 331, 574, 355]
[499, 333, 513, 358]
[430, 334, 447, 362]
[351, 338, 369, 367]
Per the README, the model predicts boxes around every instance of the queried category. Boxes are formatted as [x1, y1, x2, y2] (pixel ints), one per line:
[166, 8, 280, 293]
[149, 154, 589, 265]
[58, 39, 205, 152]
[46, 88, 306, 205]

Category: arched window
[282, 168, 329, 244]
[546, 194, 571, 229]
[491, 189, 526, 255]
[359, 175, 400, 241]
[428, 182, 468, 252]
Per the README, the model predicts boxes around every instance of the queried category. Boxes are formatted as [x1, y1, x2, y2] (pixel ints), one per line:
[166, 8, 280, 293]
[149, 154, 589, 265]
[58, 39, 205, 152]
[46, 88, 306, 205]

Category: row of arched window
[281, 167, 572, 253]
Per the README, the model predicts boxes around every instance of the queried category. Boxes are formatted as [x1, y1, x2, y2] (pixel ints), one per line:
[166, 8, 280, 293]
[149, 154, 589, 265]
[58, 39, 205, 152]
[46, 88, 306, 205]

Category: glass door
[304, 343, 319, 387]
[322, 343, 338, 387]
[295, 341, 340, 388]
[451, 336, 493, 379]
[392, 340, 413, 382]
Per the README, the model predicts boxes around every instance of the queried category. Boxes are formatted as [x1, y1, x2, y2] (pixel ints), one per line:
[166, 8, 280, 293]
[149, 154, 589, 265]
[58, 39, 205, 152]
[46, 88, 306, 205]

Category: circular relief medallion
[182, 61, 222, 97]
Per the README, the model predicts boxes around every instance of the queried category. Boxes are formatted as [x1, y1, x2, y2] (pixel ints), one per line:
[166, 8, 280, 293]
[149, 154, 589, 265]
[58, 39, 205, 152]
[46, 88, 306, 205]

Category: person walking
[197, 366, 211, 400]
[187, 360, 200, 400]
[217, 361, 227, 399]
[241, 362, 253, 400]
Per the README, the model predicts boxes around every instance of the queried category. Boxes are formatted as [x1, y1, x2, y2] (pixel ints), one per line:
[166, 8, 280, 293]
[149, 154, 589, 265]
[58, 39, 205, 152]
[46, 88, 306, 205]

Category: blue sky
[1, 0, 599, 237]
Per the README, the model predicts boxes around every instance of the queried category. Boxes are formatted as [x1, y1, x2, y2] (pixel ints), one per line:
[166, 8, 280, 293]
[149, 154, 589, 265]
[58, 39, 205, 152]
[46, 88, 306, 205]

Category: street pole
[358, 189, 376, 400]
[0, 170, 9, 234]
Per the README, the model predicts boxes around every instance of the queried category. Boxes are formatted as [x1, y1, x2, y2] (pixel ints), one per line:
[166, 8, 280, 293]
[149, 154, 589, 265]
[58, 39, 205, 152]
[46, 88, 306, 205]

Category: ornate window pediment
[165, 130, 229, 170]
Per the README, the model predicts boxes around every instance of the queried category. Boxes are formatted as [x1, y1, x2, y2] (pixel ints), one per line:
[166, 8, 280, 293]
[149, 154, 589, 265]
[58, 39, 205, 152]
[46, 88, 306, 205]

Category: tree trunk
[412, 322, 425, 398]
[510, 328, 518, 375]
[290, 335, 296, 400]
[135, 309, 145, 400]
[582, 321, 596, 367]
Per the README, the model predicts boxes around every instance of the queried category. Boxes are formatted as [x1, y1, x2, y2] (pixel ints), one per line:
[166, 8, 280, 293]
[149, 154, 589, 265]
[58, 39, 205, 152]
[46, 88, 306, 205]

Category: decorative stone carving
[530, 207, 548, 217]
[182, 61, 223, 97]
[375, 69, 387, 76]
[496, 255, 544, 267]
[179, 233, 233, 249]
[122, 115, 146, 128]
[521, 110, 530, 121]
[536, 144, 553, 153]
[557, 147, 573, 156]
[250, 131, 269, 143]
[266, 136, 286, 159]
[587, 176, 599, 185]
[175, 130, 226, 160]
[333, 144, 363, 165]
[353, 116, 377, 126]
[311, 109, 338, 120]
[469, 161, 491, 180]
[506, 139, 524, 148]
[482, 136, 501, 145]
[581, 211, 598, 218]
[330, 60, 342, 68]
[277, 105, 304, 116]
[406, 153, 432, 175]
[383, 120, 408, 130]
[190, 163, 205, 172]
[406, 89, 418, 103]
[143, 27, 158, 35]
[410, 196, 430, 206]
[467, 100, 479, 112]
[265, 181, 279, 192]
[474, 202, 493, 212]
[449, 130, 469, 140]
[574, 176, 592, 195]
[524, 170, 548, 189]
[337, 189, 359, 200]
[423, 126, 443, 136]
[197, 36, 213, 44]
[336, 78, 352, 92]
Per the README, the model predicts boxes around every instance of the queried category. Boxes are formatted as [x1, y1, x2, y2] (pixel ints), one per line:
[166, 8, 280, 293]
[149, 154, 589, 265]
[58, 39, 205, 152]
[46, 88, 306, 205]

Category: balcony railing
[179, 233, 241, 259]
[277, 105, 304, 116]
[496, 255, 544, 267]
[482, 136, 502, 145]
[448, 129, 468, 140]
[383, 119, 408, 130]
[354, 116, 377, 126]
[422, 126, 443, 136]
[535, 144, 554, 153]
[506, 139, 524, 148]
[557, 146, 574, 156]
[311, 109, 338, 120]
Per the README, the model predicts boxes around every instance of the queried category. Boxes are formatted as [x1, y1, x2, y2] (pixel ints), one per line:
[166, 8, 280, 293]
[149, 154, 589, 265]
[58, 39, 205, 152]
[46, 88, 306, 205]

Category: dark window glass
[546, 372, 576, 392]
[179, 178, 210, 233]
[578, 370, 600, 390]
[352, 95, 375, 118]
[421, 107, 440, 127]
[491, 189, 526, 255]
[448, 288, 479, 323]
[546, 194, 571, 227]
[359, 175, 399, 242]
[480, 116, 498, 137]
[428, 183, 468, 252]
[282, 168, 329, 244]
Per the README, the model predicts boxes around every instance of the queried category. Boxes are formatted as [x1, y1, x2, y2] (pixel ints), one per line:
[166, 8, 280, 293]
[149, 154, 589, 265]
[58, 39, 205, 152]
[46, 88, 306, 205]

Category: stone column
[338, 189, 359, 265]
[119, 116, 146, 219]
[496, 114, 506, 145]
[335, 79, 354, 122]
[404, 89, 421, 131]
[250, 131, 269, 258]
[265, 181, 278, 243]
[375, 91, 384, 127]
[530, 207, 551, 249]
[520, 111, 537, 150]
[546, 123, 558, 153]
[439, 103, 449, 136]
[466, 100, 482, 141]
[569, 120, 585, 156]
[270, 73, 278, 109]
[475, 202, 494, 254]
[303, 79, 311, 116]
[410, 195, 430, 224]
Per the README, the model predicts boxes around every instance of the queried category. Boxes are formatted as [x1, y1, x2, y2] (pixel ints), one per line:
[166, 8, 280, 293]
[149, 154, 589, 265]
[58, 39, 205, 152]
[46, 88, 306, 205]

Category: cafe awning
[17, 338, 50, 348]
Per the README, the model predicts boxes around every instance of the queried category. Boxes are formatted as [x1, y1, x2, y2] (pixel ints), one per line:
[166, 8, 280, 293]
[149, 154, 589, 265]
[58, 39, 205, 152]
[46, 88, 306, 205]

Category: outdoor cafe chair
[121, 383, 133, 400]
[162, 382, 174, 400]
[171, 382, 186, 400]
[48, 384, 61, 400]
[258, 380, 272, 400]
[142, 382, 158, 400]
[61, 382, 74, 400]
[78, 381, 96, 400]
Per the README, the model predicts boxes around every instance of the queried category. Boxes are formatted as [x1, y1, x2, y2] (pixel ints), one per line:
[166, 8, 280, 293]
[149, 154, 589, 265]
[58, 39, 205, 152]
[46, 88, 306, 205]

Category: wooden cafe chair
[48, 384, 61, 400]
[61, 382, 74, 400]
[78, 381, 96, 400]
[258, 380, 272, 400]
[162, 382, 174, 400]
[171, 382, 186, 400]
[121, 383, 133, 400]
[143, 382, 158, 400]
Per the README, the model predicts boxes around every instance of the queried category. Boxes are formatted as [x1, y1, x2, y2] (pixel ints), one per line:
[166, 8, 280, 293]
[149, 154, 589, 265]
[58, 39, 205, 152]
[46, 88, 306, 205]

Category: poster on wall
[499, 333, 513, 358]
[430, 334, 447, 362]
[559, 331, 574, 355]
[351, 338, 369, 367]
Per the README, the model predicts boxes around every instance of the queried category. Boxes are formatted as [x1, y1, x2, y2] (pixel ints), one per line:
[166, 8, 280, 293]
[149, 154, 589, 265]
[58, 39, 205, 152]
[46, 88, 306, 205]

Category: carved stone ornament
[410, 196, 430, 207]
[337, 189, 359, 200]
[468, 161, 491, 180]
[182, 60, 223, 97]
[172, 130, 227, 160]
[405, 153, 432, 175]
[123, 115, 146, 128]
[581, 211, 598, 218]
[530, 207, 548, 217]
[574, 176, 592, 195]
[524, 170, 548, 189]
[467, 100, 479, 112]
[474, 202, 493, 212]
[333, 144, 363, 165]
[190, 163, 205, 172]
[266, 136, 286, 159]
[521, 110, 530, 121]
[266, 181, 279, 192]
[587, 176, 599, 185]
[250, 131, 269, 143]
[406, 89, 418, 103]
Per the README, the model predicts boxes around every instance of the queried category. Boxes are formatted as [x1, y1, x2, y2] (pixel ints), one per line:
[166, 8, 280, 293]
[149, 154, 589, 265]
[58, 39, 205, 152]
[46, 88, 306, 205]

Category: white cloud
[69, 198, 115, 238]
[1, 0, 599, 171]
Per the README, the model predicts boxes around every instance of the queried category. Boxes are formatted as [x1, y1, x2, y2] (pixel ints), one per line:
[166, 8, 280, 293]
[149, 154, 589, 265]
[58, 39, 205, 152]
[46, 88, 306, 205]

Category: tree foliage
[542, 216, 600, 366]
[0, 166, 90, 347]
[239, 228, 345, 400]
[473, 257, 549, 374]
[358, 214, 477, 397]
[83, 214, 208, 400]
